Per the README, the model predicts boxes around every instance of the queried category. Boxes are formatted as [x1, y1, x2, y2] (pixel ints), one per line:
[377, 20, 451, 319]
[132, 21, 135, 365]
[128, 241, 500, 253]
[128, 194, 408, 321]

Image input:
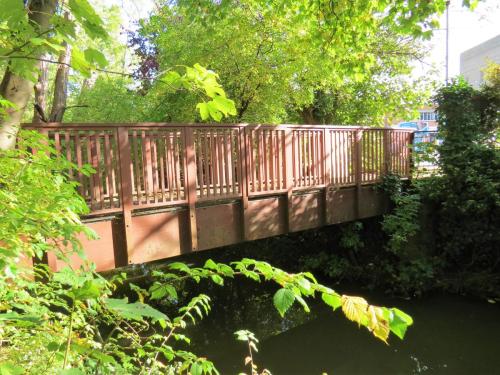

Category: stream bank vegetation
[302, 66, 500, 299]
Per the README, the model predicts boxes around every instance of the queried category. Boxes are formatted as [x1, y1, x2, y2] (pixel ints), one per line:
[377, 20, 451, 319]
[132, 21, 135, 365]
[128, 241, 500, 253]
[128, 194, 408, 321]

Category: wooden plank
[165, 131, 173, 201]
[117, 127, 134, 265]
[64, 132, 73, 179]
[151, 133, 159, 203]
[184, 128, 198, 251]
[174, 131, 182, 200]
[75, 133, 84, 196]
[104, 133, 114, 208]
[285, 129, 294, 231]
[196, 131, 204, 198]
[158, 134, 165, 202]
[217, 131, 224, 196]
[203, 130, 210, 197]
[223, 130, 230, 195]
[131, 131, 141, 204]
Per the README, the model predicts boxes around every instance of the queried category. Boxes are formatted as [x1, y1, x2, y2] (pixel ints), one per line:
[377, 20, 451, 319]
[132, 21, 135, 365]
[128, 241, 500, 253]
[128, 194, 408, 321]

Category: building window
[420, 111, 436, 121]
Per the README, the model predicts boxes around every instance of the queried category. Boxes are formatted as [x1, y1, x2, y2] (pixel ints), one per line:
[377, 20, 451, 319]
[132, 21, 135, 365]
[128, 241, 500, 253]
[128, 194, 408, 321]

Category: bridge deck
[25, 123, 413, 271]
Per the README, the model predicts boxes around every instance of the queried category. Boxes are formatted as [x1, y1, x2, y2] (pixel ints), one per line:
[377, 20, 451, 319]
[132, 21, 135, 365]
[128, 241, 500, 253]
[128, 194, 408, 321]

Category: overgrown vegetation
[301, 69, 500, 299]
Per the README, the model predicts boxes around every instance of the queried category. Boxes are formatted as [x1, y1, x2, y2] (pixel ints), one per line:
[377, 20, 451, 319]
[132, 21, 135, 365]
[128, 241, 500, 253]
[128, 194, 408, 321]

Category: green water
[203, 293, 500, 374]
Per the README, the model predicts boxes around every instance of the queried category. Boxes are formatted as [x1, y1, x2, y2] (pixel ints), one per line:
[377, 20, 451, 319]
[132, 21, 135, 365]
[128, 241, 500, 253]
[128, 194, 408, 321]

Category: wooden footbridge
[25, 123, 413, 272]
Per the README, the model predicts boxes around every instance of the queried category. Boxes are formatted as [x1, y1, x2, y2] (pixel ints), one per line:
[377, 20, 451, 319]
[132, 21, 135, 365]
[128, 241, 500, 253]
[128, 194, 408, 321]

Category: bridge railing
[23, 123, 413, 217]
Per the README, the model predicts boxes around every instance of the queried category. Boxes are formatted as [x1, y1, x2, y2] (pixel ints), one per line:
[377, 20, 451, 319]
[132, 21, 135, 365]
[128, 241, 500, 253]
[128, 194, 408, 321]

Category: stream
[196, 292, 500, 374]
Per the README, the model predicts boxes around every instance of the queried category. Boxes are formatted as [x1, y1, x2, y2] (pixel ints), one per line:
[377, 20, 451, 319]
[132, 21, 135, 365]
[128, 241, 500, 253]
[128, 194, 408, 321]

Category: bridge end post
[117, 126, 133, 265]
[285, 129, 294, 232]
[354, 129, 363, 219]
[239, 127, 250, 241]
[184, 127, 198, 252]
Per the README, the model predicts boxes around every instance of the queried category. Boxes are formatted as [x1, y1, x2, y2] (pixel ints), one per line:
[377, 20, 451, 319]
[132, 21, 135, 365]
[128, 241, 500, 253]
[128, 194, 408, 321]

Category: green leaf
[321, 293, 342, 310]
[0, 312, 41, 324]
[160, 71, 182, 89]
[58, 369, 84, 375]
[104, 298, 167, 321]
[150, 284, 178, 300]
[273, 288, 295, 317]
[84, 48, 108, 68]
[71, 48, 91, 78]
[0, 362, 23, 375]
[212, 96, 236, 116]
[196, 102, 210, 120]
[71, 279, 102, 300]
[389, 308, 414, 340]
[210, 274, 224, 286]
[68, 0, 108, 40]
[190, 362, 202, 375]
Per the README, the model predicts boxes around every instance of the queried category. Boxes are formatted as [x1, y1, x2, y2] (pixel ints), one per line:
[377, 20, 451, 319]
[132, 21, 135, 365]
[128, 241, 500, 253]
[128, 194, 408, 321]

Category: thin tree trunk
[0, 0, 58, 149]
[49, 41, 71, 122]
[33, 58, 49, 123]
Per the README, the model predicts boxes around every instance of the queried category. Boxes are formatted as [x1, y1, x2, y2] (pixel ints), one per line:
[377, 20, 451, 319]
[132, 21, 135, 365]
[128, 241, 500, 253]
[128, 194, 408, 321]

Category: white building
[460, 34, 500, 88]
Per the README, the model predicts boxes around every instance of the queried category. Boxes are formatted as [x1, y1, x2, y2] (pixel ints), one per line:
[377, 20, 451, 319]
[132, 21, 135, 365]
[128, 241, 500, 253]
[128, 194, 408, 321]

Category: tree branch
[1, 55, 133, 77]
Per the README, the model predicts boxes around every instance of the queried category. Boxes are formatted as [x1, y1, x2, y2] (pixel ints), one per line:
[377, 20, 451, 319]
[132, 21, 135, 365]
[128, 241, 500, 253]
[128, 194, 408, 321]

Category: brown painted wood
[24, 122, 416, 270]
[117, 127, 134, 264]
[184, 128, 198, 251]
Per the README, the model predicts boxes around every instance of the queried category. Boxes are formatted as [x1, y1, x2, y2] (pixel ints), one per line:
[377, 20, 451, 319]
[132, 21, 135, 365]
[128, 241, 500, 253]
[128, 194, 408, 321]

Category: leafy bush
[432, 77, 500, 272]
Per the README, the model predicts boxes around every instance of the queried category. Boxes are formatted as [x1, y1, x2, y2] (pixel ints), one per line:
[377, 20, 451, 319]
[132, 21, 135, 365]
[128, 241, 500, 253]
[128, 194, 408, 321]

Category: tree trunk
[32, 58, 49, 123]
[300, 106, 318, 125]
[0, 0, 58, 149]
[49, 41, 71, 122]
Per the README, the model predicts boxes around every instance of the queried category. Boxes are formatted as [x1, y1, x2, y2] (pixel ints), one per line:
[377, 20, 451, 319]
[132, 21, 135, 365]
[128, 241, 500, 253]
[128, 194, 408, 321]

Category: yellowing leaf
[341, 295, 368, 325]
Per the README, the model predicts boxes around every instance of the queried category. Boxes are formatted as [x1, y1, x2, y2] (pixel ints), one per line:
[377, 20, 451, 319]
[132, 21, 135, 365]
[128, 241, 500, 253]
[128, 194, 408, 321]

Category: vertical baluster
[196, 131, 204, 198]
[210, 129, 217, 196]
[217, 131, 224, 196]
[95, 133, 105, 209]
[223, 130, 231, 195]
[140, 131, 148, 203]
[104, 133, 114, 208]
[151, 132, 158, 203]
[158, 133, 165, 202]
[64, 132, 73, 179]
[165, 130, 173, 201]
[174, 131, 182, 200]
[75, 132, 84, 196]
[202, 130, 210, 197]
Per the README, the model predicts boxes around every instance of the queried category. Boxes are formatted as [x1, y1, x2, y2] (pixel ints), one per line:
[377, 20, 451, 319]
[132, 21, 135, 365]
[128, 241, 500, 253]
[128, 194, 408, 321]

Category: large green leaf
[84, 48, 108, 68]
[71, 48, 91, 77]
[273, 288, 295, 317]
[0, 362, 23, 375]
[71, 279, 103, 301]
[104, 298, 167, 321]
[389, 307, 414, 340]
[321, 292, 341, 310]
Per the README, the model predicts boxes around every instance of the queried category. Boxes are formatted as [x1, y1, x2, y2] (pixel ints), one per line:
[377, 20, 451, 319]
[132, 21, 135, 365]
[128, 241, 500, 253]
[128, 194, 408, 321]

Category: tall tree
[0, 0, 109, 149]
[130, 0, 451, 124]
[0, 0, 57, 148]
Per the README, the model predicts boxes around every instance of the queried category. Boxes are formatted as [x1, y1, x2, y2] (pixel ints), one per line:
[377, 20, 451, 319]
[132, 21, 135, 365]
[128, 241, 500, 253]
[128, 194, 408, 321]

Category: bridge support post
[184, 128, 198, 251]
[240, 127, 250, 240]
[383, 129, 391, 175]
[285, 129, 294, 231]
[117, 126, 134, 265]
[354, 129, 363, 218]
[324, 128, 332, 225]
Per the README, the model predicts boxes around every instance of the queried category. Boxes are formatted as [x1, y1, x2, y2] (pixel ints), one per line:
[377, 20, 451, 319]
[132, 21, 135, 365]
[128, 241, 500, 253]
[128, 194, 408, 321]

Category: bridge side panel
[53, 218, 118, 272]
[289, 191, 324, 232]
[196, 203, 242, 250]
[245, 197, 287, 241]
[127, 210, 190, 264]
